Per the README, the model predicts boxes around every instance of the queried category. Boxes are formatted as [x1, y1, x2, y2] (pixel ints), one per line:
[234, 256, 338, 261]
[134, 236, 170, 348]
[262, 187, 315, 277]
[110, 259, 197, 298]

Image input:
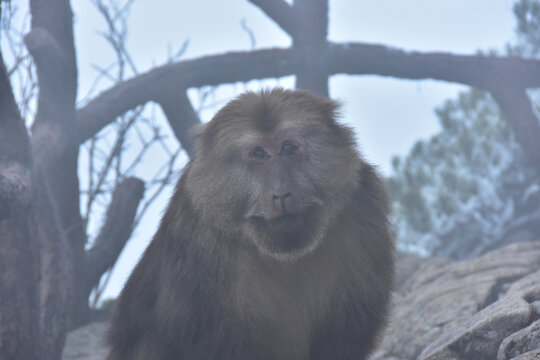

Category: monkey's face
[187, 89, 361, 261]
[241, 128, 328, 258]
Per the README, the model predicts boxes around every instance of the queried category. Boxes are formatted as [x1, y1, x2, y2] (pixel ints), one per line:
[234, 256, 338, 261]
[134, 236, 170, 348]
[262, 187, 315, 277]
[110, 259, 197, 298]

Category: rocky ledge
[374, 241, 540, 360]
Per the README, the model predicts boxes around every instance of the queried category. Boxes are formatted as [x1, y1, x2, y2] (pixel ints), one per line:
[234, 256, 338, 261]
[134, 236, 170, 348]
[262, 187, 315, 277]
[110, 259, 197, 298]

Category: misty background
[83, 0, 517, 301]
[3, 0, 520, 301]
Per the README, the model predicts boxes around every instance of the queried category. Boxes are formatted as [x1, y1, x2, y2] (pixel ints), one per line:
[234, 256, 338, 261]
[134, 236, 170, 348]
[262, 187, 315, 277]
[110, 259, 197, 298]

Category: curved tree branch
[491, 88, 540, 174]
[75, 47, 296, 143]
[329, 42, 540, 89]
[330, 42, 540, 173]
[76, 42, 540, 147]
[84, 177, 145, 297]
[157, 90, 200, 157]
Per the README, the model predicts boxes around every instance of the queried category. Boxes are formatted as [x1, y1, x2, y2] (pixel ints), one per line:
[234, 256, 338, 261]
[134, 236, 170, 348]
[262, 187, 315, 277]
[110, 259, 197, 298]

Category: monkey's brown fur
[106, 88, 394, 360]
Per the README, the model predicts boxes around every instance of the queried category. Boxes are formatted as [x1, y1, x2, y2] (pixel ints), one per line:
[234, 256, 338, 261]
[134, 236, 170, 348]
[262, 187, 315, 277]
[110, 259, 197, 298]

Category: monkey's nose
[272, 192, 291, 213]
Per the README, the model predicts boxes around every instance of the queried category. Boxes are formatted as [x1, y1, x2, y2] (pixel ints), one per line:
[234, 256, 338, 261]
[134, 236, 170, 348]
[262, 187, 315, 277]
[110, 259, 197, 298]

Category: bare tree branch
[26, 0, 78, 132]
[241, 19, 257, 49]
[75, 47, 296, 143]
[83, 111, 139, 228]
[26, 0, 88, 333]
[76, 42, 540, 145]
[330, 42, 540, 173]
[33, 167, 73, 360]
[132, 150, 181, 228]
[247, 0, 297, 37]
[24, 28, 70, 108]
[491, 88, 540, 174]
[329, 42, 540, 89]
[293, 0, 328, 43]
[26, 0, 80, 236]
[74, 37, 540, 173]
[158, 90, 200, 157]
[85, 177, 145, 296]
[292, 0, 329, 95]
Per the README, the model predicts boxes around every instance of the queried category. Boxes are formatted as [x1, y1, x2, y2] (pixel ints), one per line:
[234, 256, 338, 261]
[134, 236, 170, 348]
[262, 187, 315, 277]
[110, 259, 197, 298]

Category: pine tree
[389, 0, 540, 259]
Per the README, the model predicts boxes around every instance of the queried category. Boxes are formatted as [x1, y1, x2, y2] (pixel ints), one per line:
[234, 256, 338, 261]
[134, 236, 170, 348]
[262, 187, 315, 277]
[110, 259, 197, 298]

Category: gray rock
[507, 269, 540, 296]
[418, 293, 531, 360]
[508, 349, 540, 360]
[62, 322, 108, 360]
[498, 320, 540, 360]
[374, 241, 540, 360]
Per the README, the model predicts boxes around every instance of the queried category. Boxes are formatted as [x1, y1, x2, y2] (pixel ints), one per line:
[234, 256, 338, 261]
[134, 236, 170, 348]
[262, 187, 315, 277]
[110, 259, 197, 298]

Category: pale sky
[8, 0, 517, 300]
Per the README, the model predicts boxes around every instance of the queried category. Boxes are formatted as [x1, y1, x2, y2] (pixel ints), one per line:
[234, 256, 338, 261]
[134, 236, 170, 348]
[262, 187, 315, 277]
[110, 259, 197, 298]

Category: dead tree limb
[84, 177, 145, 298]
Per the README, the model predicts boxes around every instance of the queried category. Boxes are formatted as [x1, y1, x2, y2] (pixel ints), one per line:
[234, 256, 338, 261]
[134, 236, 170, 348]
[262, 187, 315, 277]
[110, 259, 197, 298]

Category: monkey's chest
[230, 269, 336, 360]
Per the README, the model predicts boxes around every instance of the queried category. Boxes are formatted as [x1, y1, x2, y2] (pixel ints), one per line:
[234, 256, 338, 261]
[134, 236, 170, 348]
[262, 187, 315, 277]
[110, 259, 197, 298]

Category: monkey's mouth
[271, 213, 299, 222]
[267, 212, 303, 230]
[247, 208, 321, 257]
[248, 211, 305, 233]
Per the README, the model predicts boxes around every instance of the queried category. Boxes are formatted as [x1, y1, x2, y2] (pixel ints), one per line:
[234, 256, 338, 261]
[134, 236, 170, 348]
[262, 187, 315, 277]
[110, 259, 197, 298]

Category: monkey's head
[186, 89, 362, 261]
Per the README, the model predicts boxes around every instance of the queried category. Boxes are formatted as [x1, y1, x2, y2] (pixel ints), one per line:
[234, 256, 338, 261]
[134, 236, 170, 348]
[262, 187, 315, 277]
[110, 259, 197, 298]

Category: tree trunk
[0, 46, 41, 360]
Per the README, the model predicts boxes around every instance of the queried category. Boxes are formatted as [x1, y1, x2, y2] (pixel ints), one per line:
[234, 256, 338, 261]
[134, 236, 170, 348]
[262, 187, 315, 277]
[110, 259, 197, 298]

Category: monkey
[105, 88, 394, 360]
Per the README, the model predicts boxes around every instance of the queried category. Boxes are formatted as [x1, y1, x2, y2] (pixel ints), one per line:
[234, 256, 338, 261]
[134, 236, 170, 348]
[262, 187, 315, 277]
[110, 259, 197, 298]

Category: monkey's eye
[280, 142, 298, 156]
[250, 147, 270, 161]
